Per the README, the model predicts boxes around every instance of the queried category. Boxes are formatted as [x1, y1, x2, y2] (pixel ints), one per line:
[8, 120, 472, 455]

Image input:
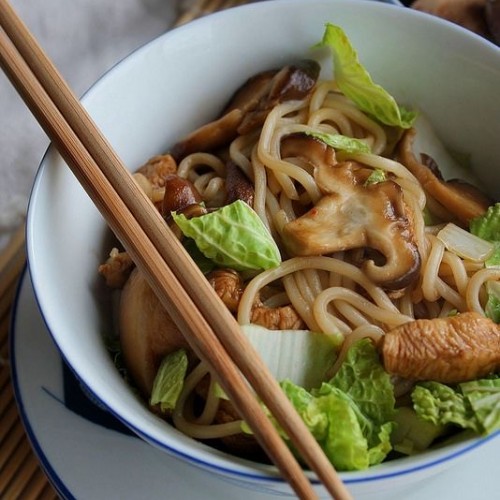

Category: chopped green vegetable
[470, 203, 500, 268]
[485, 281, 500, 323]
[315, 23, 416, 128]
[391, 407, 445, 455]
[305, 130, 370, 154]
[469, 203, 500, 322]
[318, 388, 375, 471]
[470, 203, 500, 242]
[241, 324, 342, 390]
[412, 382, 480, 432]
[150, 350, 188, 412]
[259, 339, 396, 471]
[172, 200, 281, 271]
[281, 381, 328, 440]
[486, 243, 500, 268]
[104, 331, 133, 385]
[327, 339, 395, 424]
[412, 378, 500, 435]
[182, 237, 216, 274]
[364, 168, 386, 186]
[460, 377, 500, 434]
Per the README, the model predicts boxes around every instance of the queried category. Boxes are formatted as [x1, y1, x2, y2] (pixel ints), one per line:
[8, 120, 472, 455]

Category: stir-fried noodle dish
[99, 24, 500, 471]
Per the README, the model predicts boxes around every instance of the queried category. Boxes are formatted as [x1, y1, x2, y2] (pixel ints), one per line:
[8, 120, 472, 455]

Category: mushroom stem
[398, 128, 491, 226]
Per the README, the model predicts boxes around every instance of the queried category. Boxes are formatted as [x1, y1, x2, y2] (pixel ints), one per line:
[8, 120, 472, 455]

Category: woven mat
[0, 2, 251, 498]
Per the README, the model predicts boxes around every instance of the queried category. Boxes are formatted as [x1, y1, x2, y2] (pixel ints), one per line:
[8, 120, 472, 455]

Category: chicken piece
[381, 312, 500, 383]
[98, 248, 134, 288]
[207, 268, 305, 330]
[207, 269, 244, 313]
[251, 304, 305, 330]
[136, 154, 178, 189]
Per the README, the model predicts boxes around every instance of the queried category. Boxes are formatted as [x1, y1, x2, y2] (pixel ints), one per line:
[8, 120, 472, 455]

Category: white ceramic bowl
[27, 1, 500, 498]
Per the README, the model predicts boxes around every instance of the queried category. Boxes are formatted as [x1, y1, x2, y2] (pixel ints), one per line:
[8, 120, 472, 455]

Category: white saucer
[10, 269, 500, 499]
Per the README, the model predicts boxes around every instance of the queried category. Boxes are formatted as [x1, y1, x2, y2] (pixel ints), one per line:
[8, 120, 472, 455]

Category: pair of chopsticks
[0, 1, 351, 498]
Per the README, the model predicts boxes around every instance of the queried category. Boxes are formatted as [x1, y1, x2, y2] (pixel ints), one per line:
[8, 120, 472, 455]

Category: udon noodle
[96, 25, 499, 465]
[157, 77, 495, 441]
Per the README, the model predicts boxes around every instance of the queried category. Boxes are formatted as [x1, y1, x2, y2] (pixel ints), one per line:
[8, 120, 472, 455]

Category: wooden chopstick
[0, 2, 352, 498]
[0, 31, 318, 500]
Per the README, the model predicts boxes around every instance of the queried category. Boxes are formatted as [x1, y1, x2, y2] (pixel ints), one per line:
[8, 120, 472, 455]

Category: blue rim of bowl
[21, 0, 500, 493]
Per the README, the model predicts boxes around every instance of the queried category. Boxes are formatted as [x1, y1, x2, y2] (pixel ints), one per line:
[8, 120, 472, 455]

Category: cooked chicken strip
[382, 312, 500, 383]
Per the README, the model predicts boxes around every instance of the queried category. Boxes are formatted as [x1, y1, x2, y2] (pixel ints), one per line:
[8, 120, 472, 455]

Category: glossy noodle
[99, 26, 500, 470]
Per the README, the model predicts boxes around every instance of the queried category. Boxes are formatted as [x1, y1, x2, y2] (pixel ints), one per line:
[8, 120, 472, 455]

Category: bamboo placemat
[0, 2, 252, 498]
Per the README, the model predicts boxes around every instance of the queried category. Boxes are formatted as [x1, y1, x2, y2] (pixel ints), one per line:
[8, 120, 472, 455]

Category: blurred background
[0, 0, 179, 249]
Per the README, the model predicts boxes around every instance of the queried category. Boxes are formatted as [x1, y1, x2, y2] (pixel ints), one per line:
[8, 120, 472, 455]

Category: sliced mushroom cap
[119, 268, 191, 397]
[223, 69, 278, 116]
[170, 108, 244, 162]
[161, 174, 203, 218]
[224, 161, 254, 206]
[281, 134, 421, 290]
[382, 312, 500, 383]
[234, 59, 321, 135]
[170, 60, 320, 161]
[398, 128, 491, 226]
[281, 132, 336, 171]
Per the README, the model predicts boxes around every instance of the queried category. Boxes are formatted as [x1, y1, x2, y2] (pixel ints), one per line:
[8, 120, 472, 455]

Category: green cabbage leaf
[270, 339, 396, 471]
[470, 203, 500, 322]
[150, 349, 189, 412]
[173, 200, 281, 271]
[485, 281, 500, 324]
[315, 23, 416, 128]
[241, 324, 342, 390]
[305, 130, 370, 154]
[470, 203, 500, 268]
[412, 377, 500, 435]
[364, 169, 386, 186]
